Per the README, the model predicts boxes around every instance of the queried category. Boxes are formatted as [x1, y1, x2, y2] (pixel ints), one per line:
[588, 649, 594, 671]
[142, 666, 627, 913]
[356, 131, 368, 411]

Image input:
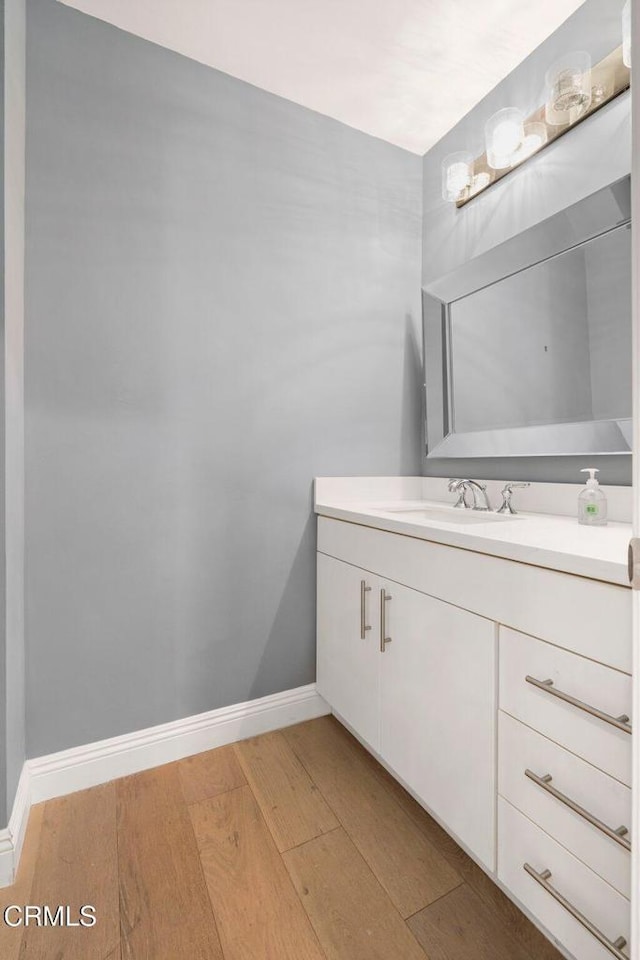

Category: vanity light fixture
[441, 151, 473, 202]
[444, 43, 630, 208]
[622, 0, 631, 68]
[485, 108, 525, 169]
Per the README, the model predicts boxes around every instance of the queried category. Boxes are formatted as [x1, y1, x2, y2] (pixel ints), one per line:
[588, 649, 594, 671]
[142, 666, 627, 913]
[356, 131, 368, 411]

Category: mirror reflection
[449, 224, 631, 435]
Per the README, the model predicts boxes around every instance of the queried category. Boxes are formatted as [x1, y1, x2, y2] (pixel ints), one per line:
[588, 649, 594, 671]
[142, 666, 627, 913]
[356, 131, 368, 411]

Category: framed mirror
[423, 176, 631, 459]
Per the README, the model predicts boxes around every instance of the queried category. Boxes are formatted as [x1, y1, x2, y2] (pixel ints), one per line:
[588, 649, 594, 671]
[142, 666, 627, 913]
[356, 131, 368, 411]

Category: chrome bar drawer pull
[524, 864, 628, 959]
[360, 580, 371, 640]
[525, 676, 632, 735]
[524, 769, 631, 851]
[380, 589, 392, 653]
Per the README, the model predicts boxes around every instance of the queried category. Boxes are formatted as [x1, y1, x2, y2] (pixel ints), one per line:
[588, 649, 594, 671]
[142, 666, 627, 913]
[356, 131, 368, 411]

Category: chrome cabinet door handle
[360, 580, 371, 640]
[525, 769, 631, 851]
[379, 589, 392, 653]
[524, 864, 628, 959]
[525, 676, 632, 735]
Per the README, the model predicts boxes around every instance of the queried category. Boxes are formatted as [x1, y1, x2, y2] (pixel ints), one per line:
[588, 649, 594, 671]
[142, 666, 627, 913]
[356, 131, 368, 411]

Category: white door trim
[630, 1, 639, 956]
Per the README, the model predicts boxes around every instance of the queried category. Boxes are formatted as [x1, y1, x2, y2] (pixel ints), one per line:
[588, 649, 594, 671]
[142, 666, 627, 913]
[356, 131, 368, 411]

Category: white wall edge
[0, 763, 31, 889]
[0, 830, 14, 888]
[0, 683, 329, 886]
[7, 763, 31, 866]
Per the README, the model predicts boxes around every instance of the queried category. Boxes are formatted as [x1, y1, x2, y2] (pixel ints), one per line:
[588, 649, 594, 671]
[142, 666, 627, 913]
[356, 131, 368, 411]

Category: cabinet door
[380, 582, 496, 869]
[316, 553, 380, 750]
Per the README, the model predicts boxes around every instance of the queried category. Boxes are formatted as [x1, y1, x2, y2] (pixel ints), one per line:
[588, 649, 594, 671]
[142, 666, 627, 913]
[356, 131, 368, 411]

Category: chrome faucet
[448, 478, 492, 511]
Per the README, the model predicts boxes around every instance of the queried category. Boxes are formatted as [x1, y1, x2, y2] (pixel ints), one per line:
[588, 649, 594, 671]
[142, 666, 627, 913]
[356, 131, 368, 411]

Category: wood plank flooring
[235, 731, 339, 852]
[19, 783, 121, 960]
[0, 716, 563, 960]
[117, 764, 224, 960]
[189, 785, 325, 960]
[283, 827, 427, 960]
[408, 883, 535, 960]
[283, 716, 463, 918]
[0, 803, 44, 960]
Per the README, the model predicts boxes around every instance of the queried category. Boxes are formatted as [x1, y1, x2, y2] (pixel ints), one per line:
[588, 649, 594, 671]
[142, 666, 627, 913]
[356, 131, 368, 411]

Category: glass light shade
[485, 108, 525, 170]
[470, 171, 491, 194]
[441, 152, 473, 202]
[512, 122, 548, 164]
[545, 52, 592, 124]
[623, 0, 631, 69]
[591, 74, 614, 106]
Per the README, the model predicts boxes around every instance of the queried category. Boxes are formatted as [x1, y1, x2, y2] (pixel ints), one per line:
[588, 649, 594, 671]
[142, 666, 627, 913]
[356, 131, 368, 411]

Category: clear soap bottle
[578, 468, 607, 526]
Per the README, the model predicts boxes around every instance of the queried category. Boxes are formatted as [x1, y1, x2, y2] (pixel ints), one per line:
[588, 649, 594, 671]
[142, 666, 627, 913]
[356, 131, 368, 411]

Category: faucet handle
[448, 478, 470, 509]
[498, 482, 530, 515]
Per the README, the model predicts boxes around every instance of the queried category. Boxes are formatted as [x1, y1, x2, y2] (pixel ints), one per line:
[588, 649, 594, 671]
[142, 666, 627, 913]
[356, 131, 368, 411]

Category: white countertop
[314, 479, 632, 587]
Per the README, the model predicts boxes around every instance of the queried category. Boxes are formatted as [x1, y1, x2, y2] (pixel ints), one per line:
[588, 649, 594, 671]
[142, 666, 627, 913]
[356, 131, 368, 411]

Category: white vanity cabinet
[316, 527, 497, 870]
[316, 512, 633, 960]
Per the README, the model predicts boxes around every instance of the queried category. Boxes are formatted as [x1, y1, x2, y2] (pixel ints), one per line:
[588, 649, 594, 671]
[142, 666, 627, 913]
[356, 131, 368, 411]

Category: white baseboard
[29, 683, 329, 803]
[0, 683, 329, 887]
[0, 763, 32, 887]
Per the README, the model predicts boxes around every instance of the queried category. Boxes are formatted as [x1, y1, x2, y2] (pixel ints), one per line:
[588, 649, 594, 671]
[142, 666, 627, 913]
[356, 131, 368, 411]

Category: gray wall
[422, 0, 632, 485]
[25, 0, 423, 757]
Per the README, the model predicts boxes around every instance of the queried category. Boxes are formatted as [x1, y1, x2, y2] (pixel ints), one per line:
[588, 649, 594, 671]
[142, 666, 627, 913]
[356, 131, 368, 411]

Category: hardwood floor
[0, 804, 44, 960]
[0, 716, 563, 960]
[283, 827, 427, 960]
[189, 785, 325, 960]
[20, 783, 121, 960]
[408, 883, 535, 960]
[117, 765, 224, 960]
[234, 731, 339, 852]
[283, 717, 463, 918]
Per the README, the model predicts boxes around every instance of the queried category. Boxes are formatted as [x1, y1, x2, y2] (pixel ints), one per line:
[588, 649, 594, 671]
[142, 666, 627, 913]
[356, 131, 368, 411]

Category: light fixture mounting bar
[456, 45, 629, 209]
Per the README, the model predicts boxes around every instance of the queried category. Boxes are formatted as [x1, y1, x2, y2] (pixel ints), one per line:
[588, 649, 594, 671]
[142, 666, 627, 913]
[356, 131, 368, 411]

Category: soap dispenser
[578, 468, 607, 526]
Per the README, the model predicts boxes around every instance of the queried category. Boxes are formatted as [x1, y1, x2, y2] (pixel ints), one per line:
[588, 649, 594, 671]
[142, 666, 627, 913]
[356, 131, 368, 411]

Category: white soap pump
[578, 468, 607, 526]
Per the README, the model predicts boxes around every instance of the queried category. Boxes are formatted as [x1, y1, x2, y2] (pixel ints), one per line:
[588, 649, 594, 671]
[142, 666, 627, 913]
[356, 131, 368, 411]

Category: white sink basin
[383, 506, 519, 525]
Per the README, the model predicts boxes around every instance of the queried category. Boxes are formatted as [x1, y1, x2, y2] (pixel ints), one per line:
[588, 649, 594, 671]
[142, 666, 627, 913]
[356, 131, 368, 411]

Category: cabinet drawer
[317, 517, 631, 672]
[499, 627, 631, 785]
[499, 712, 631, 897]
[498, 798, 630, 960]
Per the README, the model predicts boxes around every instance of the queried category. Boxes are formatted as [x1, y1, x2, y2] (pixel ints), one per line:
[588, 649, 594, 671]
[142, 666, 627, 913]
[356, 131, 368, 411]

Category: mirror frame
[423, 176, 632, 459]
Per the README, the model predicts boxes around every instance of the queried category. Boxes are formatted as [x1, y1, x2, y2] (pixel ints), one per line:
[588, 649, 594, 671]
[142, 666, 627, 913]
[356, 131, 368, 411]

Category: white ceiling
[57, 0, 586, 154]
